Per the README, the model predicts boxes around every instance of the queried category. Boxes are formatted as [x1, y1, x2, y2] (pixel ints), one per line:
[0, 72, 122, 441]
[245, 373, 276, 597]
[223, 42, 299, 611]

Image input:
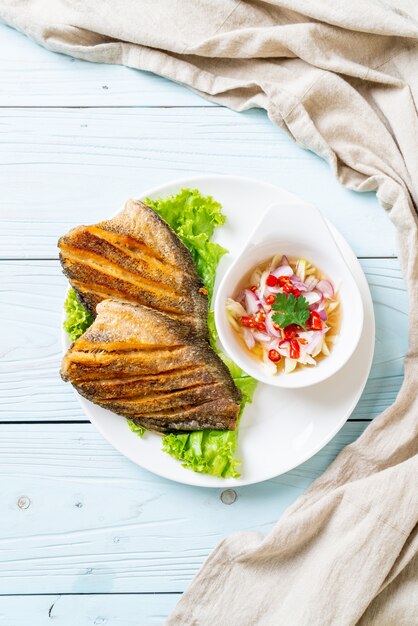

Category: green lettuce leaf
[127, 420, 145, 438]
[146, 188, 227, 298]
[63, 288, 94, 341]
[162, 430, 240, 479]
[63, 188, 257, 479]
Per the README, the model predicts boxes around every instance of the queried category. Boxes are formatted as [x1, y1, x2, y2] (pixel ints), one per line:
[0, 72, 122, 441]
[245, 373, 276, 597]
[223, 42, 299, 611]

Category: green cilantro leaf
[272, 293, 310, 328]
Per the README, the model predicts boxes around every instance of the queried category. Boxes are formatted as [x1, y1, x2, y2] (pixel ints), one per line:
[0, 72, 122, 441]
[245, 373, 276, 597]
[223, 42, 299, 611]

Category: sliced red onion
[253, 330, 271, 342]
[243, 328, 255, 350]
[316, 279, 334, 299]
[268, 338, 278, 349]
[280, 255, 289, 266]
[305, 275, 318, 290]
[316, 299, 326, 312]
[244, 289, 261, 315]
[318, 309, 328, 321]
[271, 264, 293, 278]
[236, 290, 245, 304]
[289, 275, 308, 291]
[265, 313, 281, 338]
[305, 332, 323, 354]
[303, 291, 321, 306]
[264, 284, 282, 295]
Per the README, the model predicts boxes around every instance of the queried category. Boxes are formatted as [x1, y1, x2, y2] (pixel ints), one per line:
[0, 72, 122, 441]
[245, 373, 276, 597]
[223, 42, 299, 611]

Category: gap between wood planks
[0, 592, 183, 597]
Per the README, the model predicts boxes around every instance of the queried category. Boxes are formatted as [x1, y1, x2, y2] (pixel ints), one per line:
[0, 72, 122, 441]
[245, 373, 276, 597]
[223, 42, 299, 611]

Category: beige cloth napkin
[2, 1, 417, 624]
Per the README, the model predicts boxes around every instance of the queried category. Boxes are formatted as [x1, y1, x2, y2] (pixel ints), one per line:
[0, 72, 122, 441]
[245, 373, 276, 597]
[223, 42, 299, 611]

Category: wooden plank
[0, 593, 180, 626]
[0, 421, 368, 594]
[0, 107, 396, 258]
[0, 259, 407, 423]
[0, 23, 210, 107]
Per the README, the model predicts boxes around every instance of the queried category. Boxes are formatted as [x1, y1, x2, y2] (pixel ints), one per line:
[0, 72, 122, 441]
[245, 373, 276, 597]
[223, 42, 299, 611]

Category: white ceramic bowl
[214, 202, 364, 388]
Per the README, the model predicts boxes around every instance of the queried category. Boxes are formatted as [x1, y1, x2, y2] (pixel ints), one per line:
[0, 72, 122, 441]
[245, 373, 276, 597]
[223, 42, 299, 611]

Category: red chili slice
[256, 322, 266, 331]
[268, 349, 281, 362]
[266, 274, 278, 287]
[283, 324, 299, 340]
[241, 316, 255, 328]
[308, 311, 322, 330]
[265, 294, 275, 305]
[289, 339, 300, 359]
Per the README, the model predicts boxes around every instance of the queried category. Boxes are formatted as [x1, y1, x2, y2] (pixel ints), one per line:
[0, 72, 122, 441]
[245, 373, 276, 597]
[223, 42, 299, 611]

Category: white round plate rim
[61, 174, 375, 488]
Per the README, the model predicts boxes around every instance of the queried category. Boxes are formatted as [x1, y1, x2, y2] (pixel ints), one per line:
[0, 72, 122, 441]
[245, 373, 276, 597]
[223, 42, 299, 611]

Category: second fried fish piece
[58, 199, 208, 336]
[61, 300, 242, 433]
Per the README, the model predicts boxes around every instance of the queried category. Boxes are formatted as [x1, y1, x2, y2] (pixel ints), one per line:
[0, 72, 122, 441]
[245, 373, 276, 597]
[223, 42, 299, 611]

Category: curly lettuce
[146, 188, 227, 298]
[63, 288, 94, 341]
[63, 188, 257, 478]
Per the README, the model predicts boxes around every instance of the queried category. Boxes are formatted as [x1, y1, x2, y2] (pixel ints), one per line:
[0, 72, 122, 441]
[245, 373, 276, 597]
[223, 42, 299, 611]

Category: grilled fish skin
[58, 199, 208, 336]
[61, 300, 242, 432]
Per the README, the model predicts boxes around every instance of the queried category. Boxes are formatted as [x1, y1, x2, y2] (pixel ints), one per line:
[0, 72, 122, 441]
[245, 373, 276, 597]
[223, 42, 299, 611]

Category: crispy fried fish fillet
[61, 300, 242, 432]
[58, 199, 208, 336]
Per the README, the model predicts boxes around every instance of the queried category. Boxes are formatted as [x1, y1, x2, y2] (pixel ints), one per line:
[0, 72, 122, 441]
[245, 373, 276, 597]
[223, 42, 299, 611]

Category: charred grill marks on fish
[58, 199, 208, 336]
[61, 300, 242, 433]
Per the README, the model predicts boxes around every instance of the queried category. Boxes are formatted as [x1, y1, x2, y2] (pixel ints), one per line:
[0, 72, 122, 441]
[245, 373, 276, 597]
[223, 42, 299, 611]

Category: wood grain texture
[0, 107, 396, 259]
[0, 421, 368, 594]
[0, 259, 407, 423]
[0, 594, 180, 626]
[0, 23, 210, 108]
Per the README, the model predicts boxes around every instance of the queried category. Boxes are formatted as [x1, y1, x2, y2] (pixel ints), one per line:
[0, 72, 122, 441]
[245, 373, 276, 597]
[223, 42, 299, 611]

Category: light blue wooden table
[0, 23, 407, 625]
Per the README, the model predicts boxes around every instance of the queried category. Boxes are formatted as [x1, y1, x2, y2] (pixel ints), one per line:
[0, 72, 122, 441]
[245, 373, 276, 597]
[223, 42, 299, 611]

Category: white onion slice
[262, 347, 278, 375]
[311, 338, 323, 358]
[269, 254, 282, 271]
[226, 297, 247, 319]
[284, 358, 297, 374]
[249, 267, 262, 286]
[271, 264, 293, 278]
[321, 337, 331, 356]
[295, 259, 307, 281]
[257, 270, 269, 300]
[303, 291, 321, 306]
[265, 312, 281, 338]
[305, 275, 318, 290]
[253, 331, 271, 342]
[316, 279, 334, 299]
[327, 301, 339, 313]
[243, 328, 255, 350]
[244, 289, 261, 314]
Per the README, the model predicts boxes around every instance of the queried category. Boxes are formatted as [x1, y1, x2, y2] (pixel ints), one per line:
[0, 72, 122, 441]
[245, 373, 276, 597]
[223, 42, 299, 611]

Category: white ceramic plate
[62, 175, 375, 487]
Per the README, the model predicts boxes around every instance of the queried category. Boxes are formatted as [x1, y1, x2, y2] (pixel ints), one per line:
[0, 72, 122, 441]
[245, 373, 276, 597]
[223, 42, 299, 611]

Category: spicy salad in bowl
[226, 254, 340, 376]
[215, 202, 363, 389]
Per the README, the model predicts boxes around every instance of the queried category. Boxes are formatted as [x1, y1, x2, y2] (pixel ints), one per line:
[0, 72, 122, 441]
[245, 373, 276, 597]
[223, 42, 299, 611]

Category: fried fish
[61, 300, 242, 432]
[58, 199, 208, 336]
